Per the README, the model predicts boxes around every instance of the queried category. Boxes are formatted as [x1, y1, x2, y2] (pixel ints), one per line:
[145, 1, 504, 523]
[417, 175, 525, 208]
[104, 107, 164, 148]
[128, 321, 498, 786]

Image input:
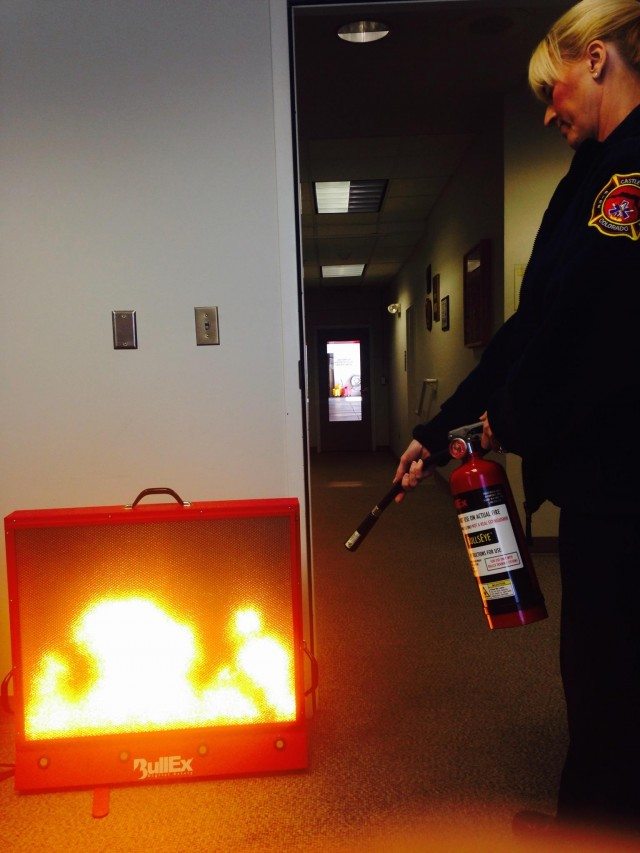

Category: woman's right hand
[393, 439, 432, 503]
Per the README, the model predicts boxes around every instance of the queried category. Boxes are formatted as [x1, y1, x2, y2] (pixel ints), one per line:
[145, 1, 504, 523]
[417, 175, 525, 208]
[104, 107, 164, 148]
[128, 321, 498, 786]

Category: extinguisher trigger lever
[447, 422, 484, 441]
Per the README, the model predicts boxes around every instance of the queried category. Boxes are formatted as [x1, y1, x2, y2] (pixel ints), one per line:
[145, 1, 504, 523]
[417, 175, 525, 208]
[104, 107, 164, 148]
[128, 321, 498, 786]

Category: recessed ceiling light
[337, 21, 390, 44]
[322, 264, 365, 278]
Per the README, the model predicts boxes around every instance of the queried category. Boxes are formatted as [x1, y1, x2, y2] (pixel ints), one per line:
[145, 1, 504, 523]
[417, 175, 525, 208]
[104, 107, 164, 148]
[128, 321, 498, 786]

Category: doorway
[317, 327, 372, 452]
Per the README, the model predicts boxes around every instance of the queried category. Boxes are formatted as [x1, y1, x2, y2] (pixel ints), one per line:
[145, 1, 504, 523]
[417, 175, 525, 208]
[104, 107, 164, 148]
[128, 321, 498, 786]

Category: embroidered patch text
[589, 173, 640, 240]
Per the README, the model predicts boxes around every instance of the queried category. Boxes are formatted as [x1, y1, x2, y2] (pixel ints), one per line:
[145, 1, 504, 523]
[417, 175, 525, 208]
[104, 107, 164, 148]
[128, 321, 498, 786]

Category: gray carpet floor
[0, 452, 630, 851]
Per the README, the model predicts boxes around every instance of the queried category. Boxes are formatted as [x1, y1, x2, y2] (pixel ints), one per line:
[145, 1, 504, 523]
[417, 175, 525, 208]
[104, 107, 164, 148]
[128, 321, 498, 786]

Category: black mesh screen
[13, 515, 296, 740]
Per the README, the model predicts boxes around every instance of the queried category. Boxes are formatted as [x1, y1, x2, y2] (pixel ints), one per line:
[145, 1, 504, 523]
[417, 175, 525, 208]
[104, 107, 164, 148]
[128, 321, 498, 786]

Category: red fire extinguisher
[447, 423, 548, 629]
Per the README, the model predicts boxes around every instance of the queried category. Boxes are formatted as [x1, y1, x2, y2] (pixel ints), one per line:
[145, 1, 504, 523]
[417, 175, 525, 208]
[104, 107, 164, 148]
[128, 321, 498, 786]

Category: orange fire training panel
[4, 496, 309, 792]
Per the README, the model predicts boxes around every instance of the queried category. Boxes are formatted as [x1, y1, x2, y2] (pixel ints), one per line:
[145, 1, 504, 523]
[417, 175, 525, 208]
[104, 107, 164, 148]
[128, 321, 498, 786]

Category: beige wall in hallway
[387, 121, 504, 469]
[386, 88, 573, 538]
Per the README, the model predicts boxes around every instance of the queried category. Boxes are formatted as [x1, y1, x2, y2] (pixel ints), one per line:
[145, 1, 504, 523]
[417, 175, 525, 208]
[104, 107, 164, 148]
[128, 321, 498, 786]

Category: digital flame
[25, 597, 296, 740]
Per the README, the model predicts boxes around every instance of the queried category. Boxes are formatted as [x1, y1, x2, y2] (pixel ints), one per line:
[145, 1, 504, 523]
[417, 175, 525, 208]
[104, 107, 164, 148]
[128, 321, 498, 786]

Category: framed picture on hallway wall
[426, 264, 432, 294]
[441, 295, 450, 331]
[432, 274, 440, 321]
[425, 296, 433, 330]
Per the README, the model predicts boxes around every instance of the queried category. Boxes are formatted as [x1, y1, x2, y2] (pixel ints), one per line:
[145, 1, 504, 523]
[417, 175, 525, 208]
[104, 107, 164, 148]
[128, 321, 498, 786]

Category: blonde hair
[529, 0, 640, 101]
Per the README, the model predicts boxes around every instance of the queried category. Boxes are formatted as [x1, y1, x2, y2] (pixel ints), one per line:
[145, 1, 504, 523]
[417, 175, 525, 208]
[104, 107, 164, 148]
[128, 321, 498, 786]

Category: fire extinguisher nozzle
[344, 531, 361, 551]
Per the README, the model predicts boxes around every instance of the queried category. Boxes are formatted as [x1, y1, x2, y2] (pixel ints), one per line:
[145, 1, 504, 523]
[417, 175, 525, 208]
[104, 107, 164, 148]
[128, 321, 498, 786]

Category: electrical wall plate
[112, 311, 137, 349]
[194, 307, 220, 345]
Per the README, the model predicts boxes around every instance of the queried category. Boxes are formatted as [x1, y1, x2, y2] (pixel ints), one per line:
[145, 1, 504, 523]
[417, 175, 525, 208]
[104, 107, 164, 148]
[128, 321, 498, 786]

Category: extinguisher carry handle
[344, 447, 450, 551]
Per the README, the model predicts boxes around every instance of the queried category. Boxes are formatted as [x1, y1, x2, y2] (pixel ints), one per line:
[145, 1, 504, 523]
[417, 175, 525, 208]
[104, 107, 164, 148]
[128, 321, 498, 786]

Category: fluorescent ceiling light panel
[322, 264, 365, 278]
[314, 180, 387, 214]
[315, 181, 350, 213]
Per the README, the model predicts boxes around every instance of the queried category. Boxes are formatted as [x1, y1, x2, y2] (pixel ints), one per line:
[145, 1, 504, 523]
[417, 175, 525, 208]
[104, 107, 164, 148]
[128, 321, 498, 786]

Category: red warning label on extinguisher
[455, 486, 524, 579]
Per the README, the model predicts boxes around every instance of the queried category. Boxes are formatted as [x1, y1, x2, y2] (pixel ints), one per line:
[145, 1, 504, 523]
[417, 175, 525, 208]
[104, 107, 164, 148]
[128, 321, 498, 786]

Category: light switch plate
[195, 307, 220, 345]
[112, 310, 137, 349]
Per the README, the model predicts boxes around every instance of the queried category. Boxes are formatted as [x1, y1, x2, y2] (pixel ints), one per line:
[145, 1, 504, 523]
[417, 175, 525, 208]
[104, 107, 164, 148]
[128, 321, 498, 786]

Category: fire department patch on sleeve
[589, 173, 640, 240]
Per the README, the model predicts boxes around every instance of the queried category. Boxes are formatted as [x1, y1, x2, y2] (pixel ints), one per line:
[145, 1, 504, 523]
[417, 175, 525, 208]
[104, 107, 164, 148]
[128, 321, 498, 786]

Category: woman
[394, 0, 640, 837]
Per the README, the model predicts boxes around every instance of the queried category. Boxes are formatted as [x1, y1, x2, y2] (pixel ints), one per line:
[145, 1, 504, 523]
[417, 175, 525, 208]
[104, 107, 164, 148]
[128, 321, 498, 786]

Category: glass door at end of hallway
[317, 328, 372, 452]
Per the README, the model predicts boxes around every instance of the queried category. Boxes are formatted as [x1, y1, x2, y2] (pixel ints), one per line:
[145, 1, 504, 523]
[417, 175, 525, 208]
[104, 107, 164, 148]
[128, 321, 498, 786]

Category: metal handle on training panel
[302, 641, 319, 697]
[126, 487, 191, 509]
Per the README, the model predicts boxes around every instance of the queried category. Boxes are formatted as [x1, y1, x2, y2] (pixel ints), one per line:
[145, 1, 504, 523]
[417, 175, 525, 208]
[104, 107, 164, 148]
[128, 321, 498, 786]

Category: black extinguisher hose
[344, 446, 452, 551]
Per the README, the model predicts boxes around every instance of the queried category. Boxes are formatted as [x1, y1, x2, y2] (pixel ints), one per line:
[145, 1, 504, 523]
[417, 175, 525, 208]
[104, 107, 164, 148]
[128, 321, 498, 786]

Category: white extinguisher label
[456, 488, 524, 579]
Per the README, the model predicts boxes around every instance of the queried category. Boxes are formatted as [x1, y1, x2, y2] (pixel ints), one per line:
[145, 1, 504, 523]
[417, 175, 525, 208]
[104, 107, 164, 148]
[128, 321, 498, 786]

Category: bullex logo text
[133, 754, 194, 781]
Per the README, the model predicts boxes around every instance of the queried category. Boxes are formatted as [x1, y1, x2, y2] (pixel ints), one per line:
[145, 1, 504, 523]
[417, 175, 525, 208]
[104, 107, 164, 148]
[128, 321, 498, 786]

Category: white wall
[0, 1, 307, 683]
[503, 86, 572, 535]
